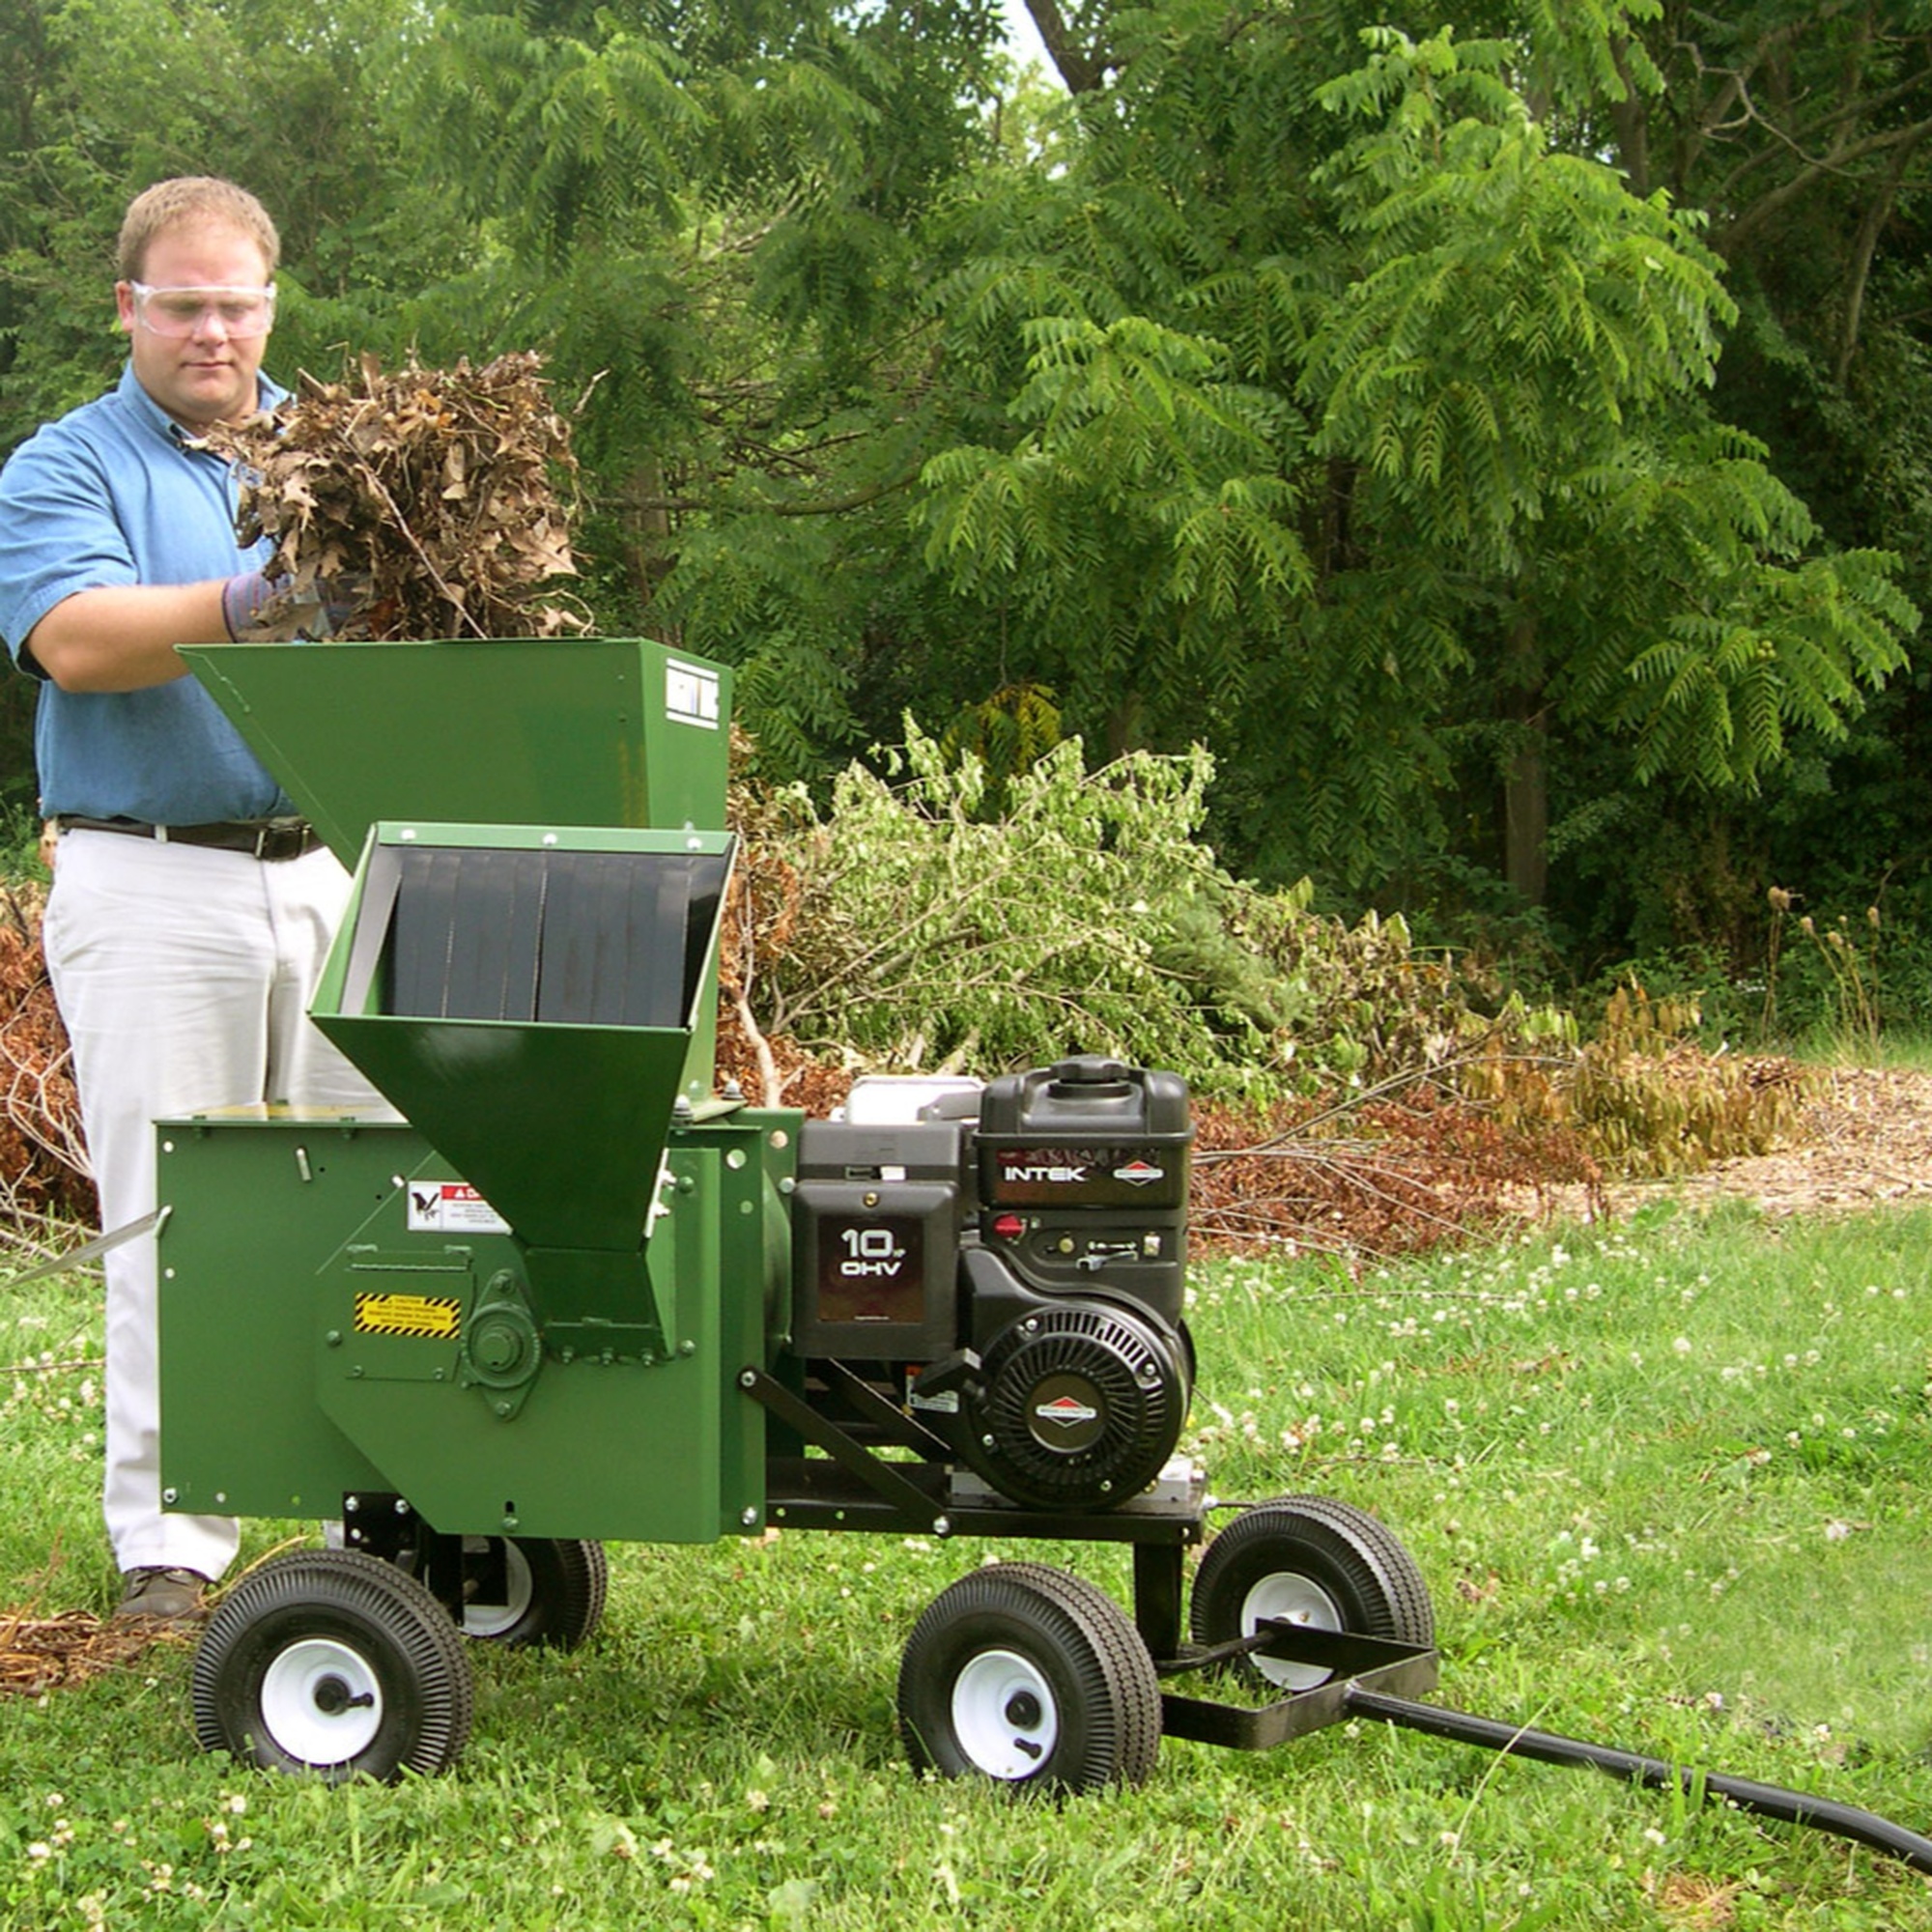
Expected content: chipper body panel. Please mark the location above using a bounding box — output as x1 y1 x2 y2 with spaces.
156 637 781 1545
156 1106 788 1543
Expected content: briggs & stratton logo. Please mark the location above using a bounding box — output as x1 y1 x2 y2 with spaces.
1036 1394 1099 1428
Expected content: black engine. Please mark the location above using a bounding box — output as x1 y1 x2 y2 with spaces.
787 1056 1195 1513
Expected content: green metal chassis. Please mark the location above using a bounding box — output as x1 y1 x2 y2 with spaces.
154 1097 1448 1733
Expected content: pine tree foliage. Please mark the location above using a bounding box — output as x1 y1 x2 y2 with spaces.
914 14 1914 895
385 0 1008 775
1281 27 1916 826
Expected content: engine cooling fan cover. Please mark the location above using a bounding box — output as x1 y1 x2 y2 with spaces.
962 1301 1187 1511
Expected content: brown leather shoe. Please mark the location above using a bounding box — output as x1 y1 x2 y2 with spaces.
113 1566 210 1627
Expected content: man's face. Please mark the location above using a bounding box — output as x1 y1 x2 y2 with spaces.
115 219 273 429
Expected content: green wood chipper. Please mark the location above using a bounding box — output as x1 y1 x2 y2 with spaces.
148 639 1932 1873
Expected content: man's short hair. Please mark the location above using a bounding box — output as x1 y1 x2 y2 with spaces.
116 177 281 282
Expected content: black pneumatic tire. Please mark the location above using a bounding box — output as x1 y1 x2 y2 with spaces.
898 1562 1162 1793
1189 1494 1435 1691
191 1549 474 1782
456 1536 608 1649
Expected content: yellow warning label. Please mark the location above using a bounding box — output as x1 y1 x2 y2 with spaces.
354 1292 462 1341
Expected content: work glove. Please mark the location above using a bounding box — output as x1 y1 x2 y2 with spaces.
221 567 371 641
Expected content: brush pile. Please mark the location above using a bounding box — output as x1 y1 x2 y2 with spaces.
210 351 589 641
0 887 92 1225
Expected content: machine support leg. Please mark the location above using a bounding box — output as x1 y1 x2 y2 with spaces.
1131 1542 1185 1662
1345 1690 1932 1875
812 1359 952 1459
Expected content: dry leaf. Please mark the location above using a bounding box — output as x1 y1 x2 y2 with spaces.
207 351 592 641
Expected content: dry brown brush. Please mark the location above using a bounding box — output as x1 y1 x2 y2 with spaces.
0 887 92 1228
208 351 588 641
1191 1079 1606 1262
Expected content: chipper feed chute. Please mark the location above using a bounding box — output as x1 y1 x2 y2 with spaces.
175 634 735 1107
177 637 729 868
308 821 731 1260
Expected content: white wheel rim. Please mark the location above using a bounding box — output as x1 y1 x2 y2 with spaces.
952 1648 1060 1778
460 1538 533 1638
259 1637 384 1764
1242 1572 1344 1690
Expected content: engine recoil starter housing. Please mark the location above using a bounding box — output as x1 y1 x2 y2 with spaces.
958 1299 1188 1511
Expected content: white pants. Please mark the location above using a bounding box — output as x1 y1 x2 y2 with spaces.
43 829 381 1579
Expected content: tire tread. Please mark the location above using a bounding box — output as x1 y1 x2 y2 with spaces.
191 1548 474 1780
1189 1493 1435 1686
898 1560 1162 1790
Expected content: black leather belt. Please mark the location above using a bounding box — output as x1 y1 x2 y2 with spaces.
55 815 324 862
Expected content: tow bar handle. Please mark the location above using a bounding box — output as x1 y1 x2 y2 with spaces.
1345 1689 1932 1876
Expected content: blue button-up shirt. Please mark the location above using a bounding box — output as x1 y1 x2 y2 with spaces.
0 361 297 823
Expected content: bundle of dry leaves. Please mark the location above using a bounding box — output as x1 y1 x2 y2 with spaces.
208 351 588 642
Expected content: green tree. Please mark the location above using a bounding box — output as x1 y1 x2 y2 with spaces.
1577 3 1932 959
396 0 1009 772
1292 29 1914 901
913 14 1916 918
7 0 1927 983
0 0 473 443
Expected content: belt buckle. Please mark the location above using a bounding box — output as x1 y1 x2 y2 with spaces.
255 822 306 862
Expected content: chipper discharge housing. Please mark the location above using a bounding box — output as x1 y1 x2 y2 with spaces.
149 639 1932 1876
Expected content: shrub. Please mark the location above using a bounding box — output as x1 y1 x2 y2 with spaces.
727 724 1577 1101
724 730 1816 1197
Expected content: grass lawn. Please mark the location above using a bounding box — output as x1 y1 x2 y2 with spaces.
0 1198 1929 1928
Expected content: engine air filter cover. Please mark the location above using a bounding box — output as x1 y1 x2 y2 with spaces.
975 1057 1191 1323
961 1301 1187 1512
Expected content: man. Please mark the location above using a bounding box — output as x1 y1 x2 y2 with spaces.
0 177 378 1626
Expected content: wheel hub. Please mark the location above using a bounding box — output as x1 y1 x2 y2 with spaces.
1243 1572 1343 1690
260 1637 385 1765
459 1536 534 1639
310 1672 375 1716
952 1648 1059 1778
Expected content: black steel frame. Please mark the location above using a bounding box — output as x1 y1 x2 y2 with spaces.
742 1366 1932 1877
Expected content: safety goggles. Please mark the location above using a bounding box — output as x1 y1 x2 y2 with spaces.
129 282 277 339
